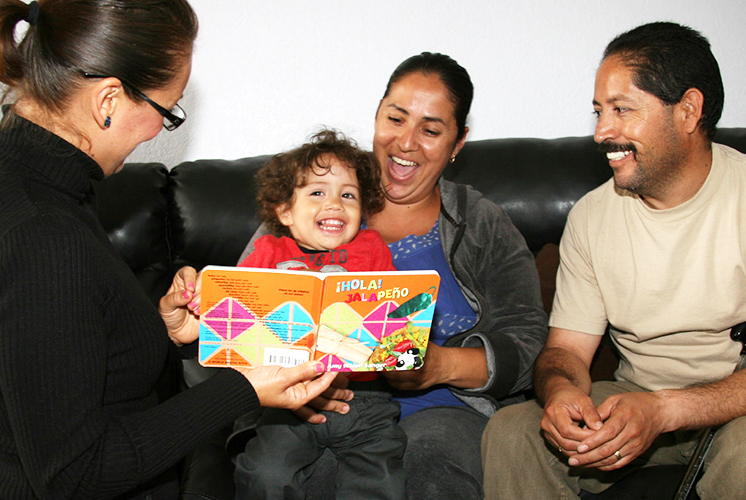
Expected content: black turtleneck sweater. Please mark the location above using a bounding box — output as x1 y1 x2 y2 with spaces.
0 114 260 499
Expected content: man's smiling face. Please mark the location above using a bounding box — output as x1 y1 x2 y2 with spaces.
593 55 688 200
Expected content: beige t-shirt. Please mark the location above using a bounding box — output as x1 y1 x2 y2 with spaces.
550 144 746 391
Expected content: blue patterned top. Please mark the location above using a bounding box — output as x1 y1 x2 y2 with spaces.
386 222 477 418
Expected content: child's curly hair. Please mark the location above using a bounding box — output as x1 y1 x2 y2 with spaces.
256 128 385 237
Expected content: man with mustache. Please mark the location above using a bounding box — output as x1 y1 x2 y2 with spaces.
481 22 746 500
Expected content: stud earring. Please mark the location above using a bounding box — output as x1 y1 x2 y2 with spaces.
104 116 111 128
449 156 456 164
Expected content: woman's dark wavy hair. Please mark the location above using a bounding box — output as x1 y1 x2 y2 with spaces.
603 22 723 141
383 52 473 142
0 0 197 122
256 128 385 238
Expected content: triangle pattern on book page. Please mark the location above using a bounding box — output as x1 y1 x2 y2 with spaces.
202 298 256 340
362 301 409 339
264 302 315 343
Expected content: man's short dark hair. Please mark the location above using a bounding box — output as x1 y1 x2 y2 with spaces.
604 22 724 141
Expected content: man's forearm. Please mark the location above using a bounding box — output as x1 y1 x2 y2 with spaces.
534 345 594 405
656 368 746 431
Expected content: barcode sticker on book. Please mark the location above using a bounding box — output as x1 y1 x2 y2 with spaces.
264 348 310 368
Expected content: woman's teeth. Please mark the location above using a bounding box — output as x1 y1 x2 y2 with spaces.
391 156 417 167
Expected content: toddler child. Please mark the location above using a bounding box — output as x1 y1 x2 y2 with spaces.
233 129 406 500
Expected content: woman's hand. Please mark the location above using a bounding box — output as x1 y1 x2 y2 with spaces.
158 266 202 346
292 372 354 424
234 362 338 410
381 343 488 390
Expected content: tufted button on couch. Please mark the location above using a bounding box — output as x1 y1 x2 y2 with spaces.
93 129 746 500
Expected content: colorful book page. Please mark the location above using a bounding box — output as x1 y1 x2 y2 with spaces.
198 267 440 371
199 268 322 368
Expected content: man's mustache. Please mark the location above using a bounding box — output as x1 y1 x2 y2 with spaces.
598 142 637 154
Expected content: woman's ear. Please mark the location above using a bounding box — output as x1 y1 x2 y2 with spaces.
451 126 469 159
90 77 125 130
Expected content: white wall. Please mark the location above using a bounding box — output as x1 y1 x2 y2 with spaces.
129 0 746 166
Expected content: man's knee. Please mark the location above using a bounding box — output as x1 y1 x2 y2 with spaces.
698 415 746 499
482 400 543 461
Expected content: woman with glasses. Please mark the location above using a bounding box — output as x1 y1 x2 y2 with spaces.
0 1 336 499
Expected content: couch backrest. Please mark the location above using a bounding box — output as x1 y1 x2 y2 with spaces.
444 135 611 253
94 129 746 305
168 156 272 271
445 129 746 252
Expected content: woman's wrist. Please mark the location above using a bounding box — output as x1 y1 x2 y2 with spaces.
439 345 488 389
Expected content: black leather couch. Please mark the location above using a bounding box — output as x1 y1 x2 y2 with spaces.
93 129 746 500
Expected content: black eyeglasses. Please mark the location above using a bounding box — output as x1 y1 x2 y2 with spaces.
81 72 187 131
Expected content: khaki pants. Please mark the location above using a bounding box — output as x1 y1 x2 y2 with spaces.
481 381 746 500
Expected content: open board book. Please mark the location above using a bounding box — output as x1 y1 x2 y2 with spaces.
198 266 440 371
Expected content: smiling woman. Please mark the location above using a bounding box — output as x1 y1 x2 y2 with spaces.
364 52 548 500
372 71 467 213
2 0 196 175
232 52 550 500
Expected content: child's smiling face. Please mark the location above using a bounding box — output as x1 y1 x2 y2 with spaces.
277 155 362 251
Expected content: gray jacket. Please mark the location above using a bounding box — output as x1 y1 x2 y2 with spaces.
437 178 547 415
